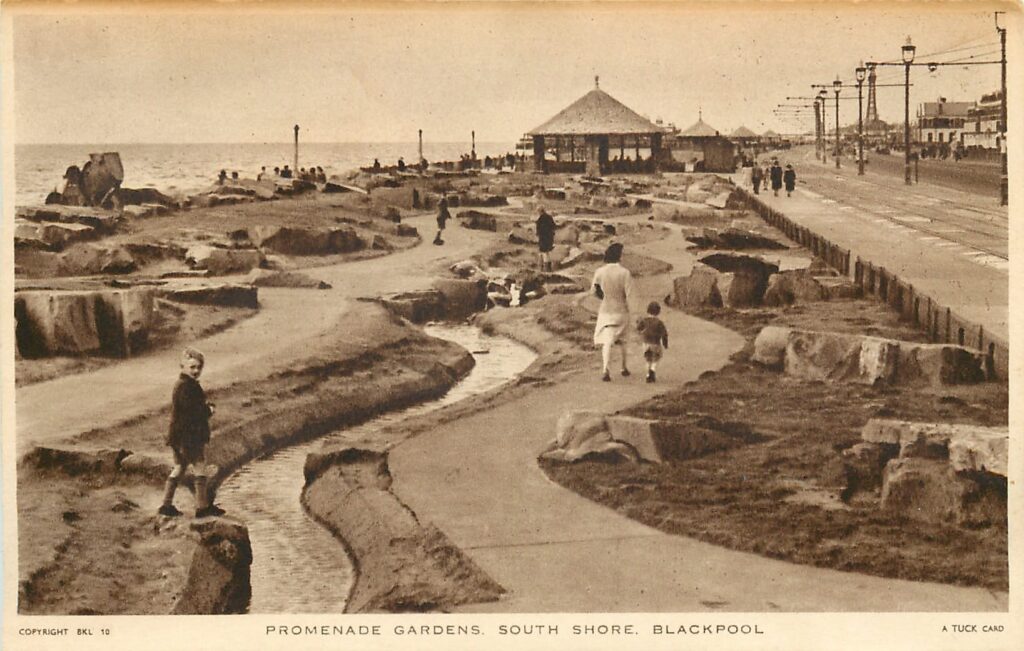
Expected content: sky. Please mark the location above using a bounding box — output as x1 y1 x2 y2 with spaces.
7 3 1013 144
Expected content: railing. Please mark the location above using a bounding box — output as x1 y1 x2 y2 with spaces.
736 186 1008 380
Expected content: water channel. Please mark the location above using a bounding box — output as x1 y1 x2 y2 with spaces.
216 324 537 613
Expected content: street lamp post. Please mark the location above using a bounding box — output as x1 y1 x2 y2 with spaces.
996 12 1008 206
814 99 823 161
833 78 842 169
902 36 916 185
819 89 829 165
856 64 866 175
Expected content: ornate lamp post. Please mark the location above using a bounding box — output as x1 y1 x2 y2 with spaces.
833 77 842 169
856 64 866 175
902 36 916 185
814 98 823 161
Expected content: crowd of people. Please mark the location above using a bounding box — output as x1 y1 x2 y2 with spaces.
750 158 796 197
217 165 329 184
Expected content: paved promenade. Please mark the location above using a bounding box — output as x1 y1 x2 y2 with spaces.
390 231 1007 612
734 157 1008 343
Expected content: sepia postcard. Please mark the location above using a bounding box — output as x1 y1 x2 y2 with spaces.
1 1 1021 649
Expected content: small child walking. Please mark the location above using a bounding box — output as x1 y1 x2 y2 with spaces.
159 347 226 518
636 301 669 383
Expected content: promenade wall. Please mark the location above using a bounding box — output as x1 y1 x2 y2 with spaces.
736 187 1008 381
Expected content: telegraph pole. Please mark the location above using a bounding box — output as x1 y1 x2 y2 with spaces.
293 124 300 172
997 12 1008 206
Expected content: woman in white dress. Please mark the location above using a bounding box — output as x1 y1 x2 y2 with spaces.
591 243 635 381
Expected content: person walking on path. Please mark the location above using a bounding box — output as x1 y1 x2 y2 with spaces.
751 162 763 195
536 207 556 271
636 301 669 383
591 243 634 382
783 164 797 197
434 196 450 245
769 160 783 197
159 347 225 519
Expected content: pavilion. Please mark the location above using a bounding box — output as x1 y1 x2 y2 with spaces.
527 78 667 175
730 125 759 145
671 111 736 172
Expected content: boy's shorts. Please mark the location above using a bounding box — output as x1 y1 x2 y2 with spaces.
643 343 663 363
172 447 214 478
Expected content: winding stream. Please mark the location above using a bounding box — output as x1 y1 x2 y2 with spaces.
216 324 537 613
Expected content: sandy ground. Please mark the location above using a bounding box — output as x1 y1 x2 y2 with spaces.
15 169 1007 614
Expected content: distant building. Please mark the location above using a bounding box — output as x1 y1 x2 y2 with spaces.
666 112 737 172
526 77 668 175
915 97 972 146
961 90 1003 152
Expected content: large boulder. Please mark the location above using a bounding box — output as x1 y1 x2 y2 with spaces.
250 226 364 256
751 325 791 368
762 271 827 306
172 518 252 614
156 283 259 309
185 245 264 275
36 222 97 250
431 279 488 319
895 344 986 386
508 226 538 245
57 244 136 275
378 290 446 323
396 223 419 238
862 419 1007 476
880 457 1005 526
672 267 723 308
554 224 580 246
458 210 498 232
17 205 119 231
245 269 331 289
540 411 635 463
116 186 178 207
15 288 155 357
784 330 899 385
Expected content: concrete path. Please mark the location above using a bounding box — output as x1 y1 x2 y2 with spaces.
733 156 1007 343
16 212 497 453
389 222 1007 612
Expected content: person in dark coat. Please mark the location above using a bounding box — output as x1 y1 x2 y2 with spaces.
535 208 556 271
783 164 797 197
751 163 763 195
769 160 783 196
159 347 225 518
434 196 450 245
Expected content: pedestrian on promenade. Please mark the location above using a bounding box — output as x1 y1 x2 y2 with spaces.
769 160 783 197
398 157 406 172
751 163 763 195
783 164 796 197
217 169 227 184
434 196 450 245
281 165 292 179
636 301 669 383
591 243 634 382
536 207 556 271
159 348 225 519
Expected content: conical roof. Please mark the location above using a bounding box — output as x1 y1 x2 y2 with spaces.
528 85 664 136
762 129 780 137
679 117 719 137
730 126 758 138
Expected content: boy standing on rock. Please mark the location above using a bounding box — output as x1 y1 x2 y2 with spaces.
159 347 225 519
636 301 669 383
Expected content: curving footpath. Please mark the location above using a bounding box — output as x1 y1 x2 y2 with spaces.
388 225 1008 612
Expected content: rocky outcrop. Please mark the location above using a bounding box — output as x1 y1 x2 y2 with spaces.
57 243 137 275
685 227 788 251
880 458 1006 526
396 224 418 238
752 326 987 386
250 226 365 256
303 448 504 613
458 210 498 232
378 290 446 323
245 269 331 289
185 245 264 275
541 410 750 464
862 419 1007 476
172 518 252 615
116 187 178 208
762 271 827 306
15 288 154 357
17 205 120 231
430 279 488 320
156 283 259 308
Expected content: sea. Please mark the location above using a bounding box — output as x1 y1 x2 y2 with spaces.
12 141 516 206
